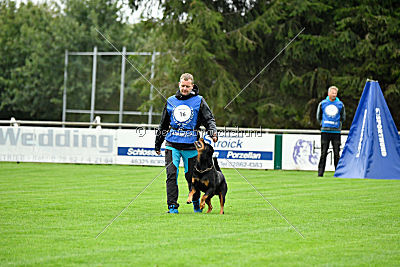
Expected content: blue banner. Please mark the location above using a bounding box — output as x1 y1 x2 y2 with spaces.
334 81 400 179
118 147 272 161
118 147 164 157
214 150 272 160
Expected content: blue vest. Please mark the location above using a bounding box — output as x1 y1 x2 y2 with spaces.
321 97 343 129
165 95 202 144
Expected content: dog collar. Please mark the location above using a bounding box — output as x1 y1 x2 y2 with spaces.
194 165 214 173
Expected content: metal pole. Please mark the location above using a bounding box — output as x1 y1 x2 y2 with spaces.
119 46 126 127
62 50 68 127
90 46 98 123
148 50 156 124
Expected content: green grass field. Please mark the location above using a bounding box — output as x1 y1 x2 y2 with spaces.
1 162 399 266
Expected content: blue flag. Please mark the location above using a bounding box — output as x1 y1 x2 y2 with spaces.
334 80 400 179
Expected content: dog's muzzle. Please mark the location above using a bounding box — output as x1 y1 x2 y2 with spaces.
194 137 206 152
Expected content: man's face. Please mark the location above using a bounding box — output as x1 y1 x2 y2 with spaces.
179 79 193 96
328 89 337 101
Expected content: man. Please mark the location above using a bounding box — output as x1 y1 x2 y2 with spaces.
155 73 218 214
316 86 346 177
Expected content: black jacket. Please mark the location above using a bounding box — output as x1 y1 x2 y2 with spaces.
155 85 217 151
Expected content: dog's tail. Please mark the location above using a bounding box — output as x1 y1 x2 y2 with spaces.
213 157 221 172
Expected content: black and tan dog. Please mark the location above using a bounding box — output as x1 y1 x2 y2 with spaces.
187 138 228 214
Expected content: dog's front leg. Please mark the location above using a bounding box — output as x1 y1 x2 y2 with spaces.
187 187 196 204
205 198 213 213
200 187 214 210
187 178 197 204
200 194 207 210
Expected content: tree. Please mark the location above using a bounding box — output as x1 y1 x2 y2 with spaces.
130 0 400 128
0 0 149 122
0 1 66 120
1 0 399 128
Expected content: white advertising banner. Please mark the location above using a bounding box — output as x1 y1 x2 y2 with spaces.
205 133 275 169
0 126 116 164
282 134 347 171
116 129 275 169
0 127 274 169
116 129 166 166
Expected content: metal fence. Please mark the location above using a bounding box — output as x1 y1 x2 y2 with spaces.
63 47 161 125
0 118 351 134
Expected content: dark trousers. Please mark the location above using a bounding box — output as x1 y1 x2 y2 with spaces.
165 149 200 207
318 132 341 176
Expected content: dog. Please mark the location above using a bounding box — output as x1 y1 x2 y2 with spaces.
186 138 228 214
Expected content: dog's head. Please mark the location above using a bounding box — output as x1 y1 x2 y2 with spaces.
194 138 214 162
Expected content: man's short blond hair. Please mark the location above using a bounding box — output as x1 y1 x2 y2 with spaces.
328 86 338 93
180 73 194 83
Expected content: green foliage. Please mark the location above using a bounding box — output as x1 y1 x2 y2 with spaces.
0 0 149 122
0 1 64 119
1 0 399 128
131 0 400 128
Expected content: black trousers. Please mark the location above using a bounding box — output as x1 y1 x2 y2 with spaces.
318 132 341 176
165 149 200 207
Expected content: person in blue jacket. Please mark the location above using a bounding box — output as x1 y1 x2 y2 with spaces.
155 73 218 213
316 86 346 177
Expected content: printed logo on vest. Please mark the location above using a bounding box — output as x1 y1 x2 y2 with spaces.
325 104 339 117
173 105 193 123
